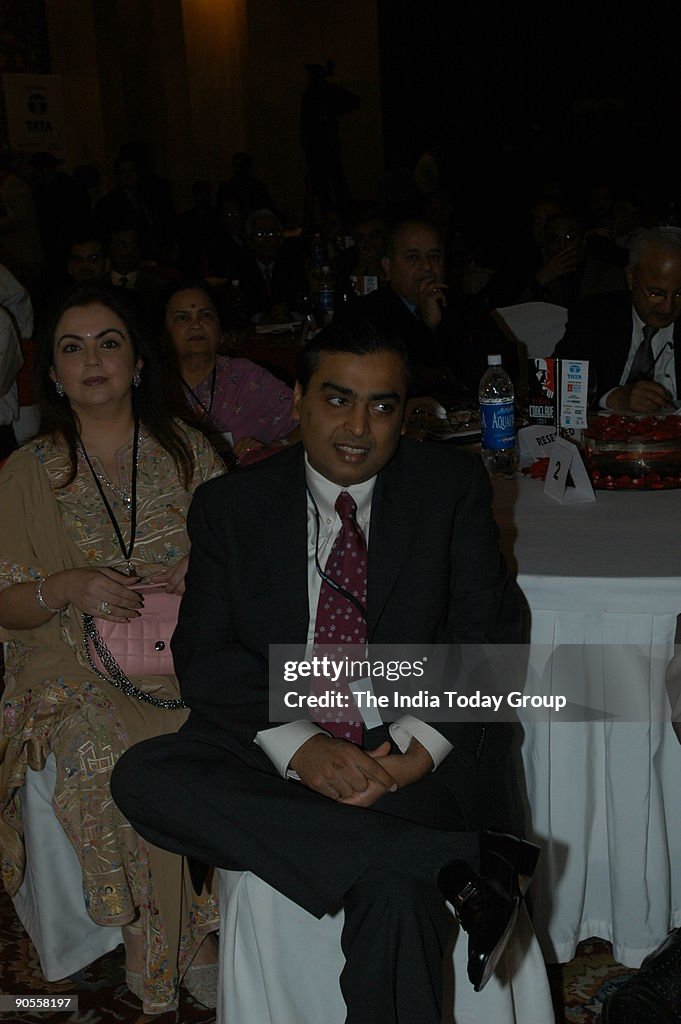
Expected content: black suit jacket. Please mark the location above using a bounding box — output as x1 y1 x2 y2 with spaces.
172 441 522 829
337 285 519 395
554 289 681 398
237 247 309 317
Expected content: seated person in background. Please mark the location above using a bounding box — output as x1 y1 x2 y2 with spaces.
174 180 217 276
161 279 299 461
202 195 248 282
95 152 171 263
40 231 108 317
0 286 223 1014
338 217 517 395
29 151 91 282
66 231 107 286
0 306 23 458
217 152 275 217
239 209 309 323
554 226 681 413
111 321 537 1024
478 195 561 309
481 203 626 311
524 210 626 308
106 225 170 328
0 261 34 340
335 208 388 297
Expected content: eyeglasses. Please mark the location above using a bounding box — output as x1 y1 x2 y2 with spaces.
633 279 681 303
253 230 281 240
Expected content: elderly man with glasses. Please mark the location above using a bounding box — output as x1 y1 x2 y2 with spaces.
554 226 681 412
239 208 309 323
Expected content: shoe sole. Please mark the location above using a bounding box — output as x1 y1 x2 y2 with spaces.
475 901 519 992
445 898 520 992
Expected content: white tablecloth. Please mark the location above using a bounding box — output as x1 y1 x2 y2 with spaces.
493 479 681 966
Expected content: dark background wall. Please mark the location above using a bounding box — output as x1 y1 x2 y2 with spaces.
3 2 680 220
378 3 681 211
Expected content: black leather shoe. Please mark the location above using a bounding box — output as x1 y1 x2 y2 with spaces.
438 861 519 991
480 830 540 899
438 831 540 992
186 856 210 895
601 928 681 1023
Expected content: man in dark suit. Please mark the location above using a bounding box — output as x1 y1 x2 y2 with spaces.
338 217 518 395
111 323 535 1023
238 208 308 321
554 226 681 411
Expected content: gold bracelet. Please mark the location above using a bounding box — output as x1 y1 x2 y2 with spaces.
35 578 67 614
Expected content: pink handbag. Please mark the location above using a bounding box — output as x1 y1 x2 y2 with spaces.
83 584 186 709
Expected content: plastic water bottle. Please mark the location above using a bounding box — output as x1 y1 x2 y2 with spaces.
225 279 249 347
225 280 248 328
479 354 517 478
318 265 335 324
310 232 325 270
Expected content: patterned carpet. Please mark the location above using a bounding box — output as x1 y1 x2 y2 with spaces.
0 886 215 1024
548 940 634 1022
0 881 640 1024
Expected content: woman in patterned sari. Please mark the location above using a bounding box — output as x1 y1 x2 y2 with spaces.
0 285 224 1014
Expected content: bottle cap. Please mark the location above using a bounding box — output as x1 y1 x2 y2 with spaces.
487 354 502 366
231 279 240 286
321 265 330 272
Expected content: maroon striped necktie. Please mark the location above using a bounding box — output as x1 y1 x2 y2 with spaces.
312 491 367 744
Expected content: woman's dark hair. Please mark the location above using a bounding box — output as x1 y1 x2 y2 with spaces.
155 276 220 346
155 275 220 354
35 284 198 488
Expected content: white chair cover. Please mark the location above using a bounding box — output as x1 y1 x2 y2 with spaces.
13 402 40 444
493 302 568 359
11 754 122 980
217 868 553 1024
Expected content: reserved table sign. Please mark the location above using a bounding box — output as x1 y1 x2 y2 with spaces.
544 436 595 504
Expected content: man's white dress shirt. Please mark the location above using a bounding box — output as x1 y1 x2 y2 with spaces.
255 455 453 777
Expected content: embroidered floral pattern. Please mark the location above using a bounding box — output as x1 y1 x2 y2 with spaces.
191 354 297 443
0 428 224 1013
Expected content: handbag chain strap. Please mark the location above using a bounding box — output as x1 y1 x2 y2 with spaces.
82 614 187 710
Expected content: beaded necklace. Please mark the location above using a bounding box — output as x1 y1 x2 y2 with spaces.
180 364 217 420
78 419 140 575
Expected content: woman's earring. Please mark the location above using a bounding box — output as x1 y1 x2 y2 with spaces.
55 381 65 398
132 370 142 388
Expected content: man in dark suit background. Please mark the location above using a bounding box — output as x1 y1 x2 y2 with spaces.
338 217 518 395
237 208 309 322
111 322 535 1023
554 226 681 411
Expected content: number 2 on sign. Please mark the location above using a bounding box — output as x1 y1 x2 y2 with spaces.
544 437 595 504
544 440 573 500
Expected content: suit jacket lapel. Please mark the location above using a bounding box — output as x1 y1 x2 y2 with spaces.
262 448 310 643
367 447 420 639
673 321 681 398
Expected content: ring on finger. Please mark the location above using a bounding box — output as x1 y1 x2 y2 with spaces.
97 600 111 615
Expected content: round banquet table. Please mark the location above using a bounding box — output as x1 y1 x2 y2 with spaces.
493 477 681 967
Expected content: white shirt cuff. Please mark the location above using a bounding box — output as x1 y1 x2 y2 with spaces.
600 387 618 409
254 720 325 778
388 716 453 771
